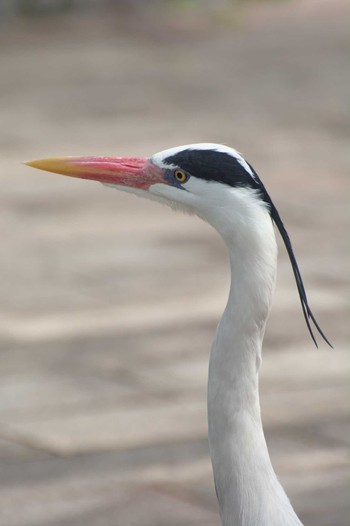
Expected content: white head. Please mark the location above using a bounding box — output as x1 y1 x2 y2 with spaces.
25 143 331 347
25 143 263 217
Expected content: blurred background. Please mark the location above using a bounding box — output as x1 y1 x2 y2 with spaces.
0 1 349 525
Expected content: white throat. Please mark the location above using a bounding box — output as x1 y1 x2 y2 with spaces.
205 190 303 526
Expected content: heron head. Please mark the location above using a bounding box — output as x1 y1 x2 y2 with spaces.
25 143 332 348
25 143 268 224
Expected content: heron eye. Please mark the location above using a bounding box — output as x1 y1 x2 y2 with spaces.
174 169 188 184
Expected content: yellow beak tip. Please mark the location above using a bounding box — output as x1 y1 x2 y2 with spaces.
24 158 54 169
23 157 77 176
23 160 38 168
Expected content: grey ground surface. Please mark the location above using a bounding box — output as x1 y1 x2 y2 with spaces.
1 1 349 525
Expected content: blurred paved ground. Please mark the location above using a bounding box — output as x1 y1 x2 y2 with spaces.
0 1 349 525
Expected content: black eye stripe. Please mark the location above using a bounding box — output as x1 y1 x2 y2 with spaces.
164 150 259 191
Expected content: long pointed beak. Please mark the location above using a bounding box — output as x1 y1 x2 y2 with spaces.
24 156 164 190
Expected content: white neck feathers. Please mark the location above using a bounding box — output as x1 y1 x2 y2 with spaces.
205 188 303 526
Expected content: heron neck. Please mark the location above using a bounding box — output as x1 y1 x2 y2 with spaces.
207 215 302 526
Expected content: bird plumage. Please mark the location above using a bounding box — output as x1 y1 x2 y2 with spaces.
152 143 331 348
26 143 331 526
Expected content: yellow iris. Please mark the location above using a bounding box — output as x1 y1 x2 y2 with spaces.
174 170 188 183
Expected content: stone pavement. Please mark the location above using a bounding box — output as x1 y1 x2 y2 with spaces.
0 1 349 525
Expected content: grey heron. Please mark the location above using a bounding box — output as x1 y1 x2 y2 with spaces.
26 143 331 526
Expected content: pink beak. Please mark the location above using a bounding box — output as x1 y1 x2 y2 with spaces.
25 156 164 191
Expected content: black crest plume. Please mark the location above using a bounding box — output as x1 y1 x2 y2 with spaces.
247 163 332 349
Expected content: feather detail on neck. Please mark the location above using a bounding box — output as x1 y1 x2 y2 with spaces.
206 188 303 526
